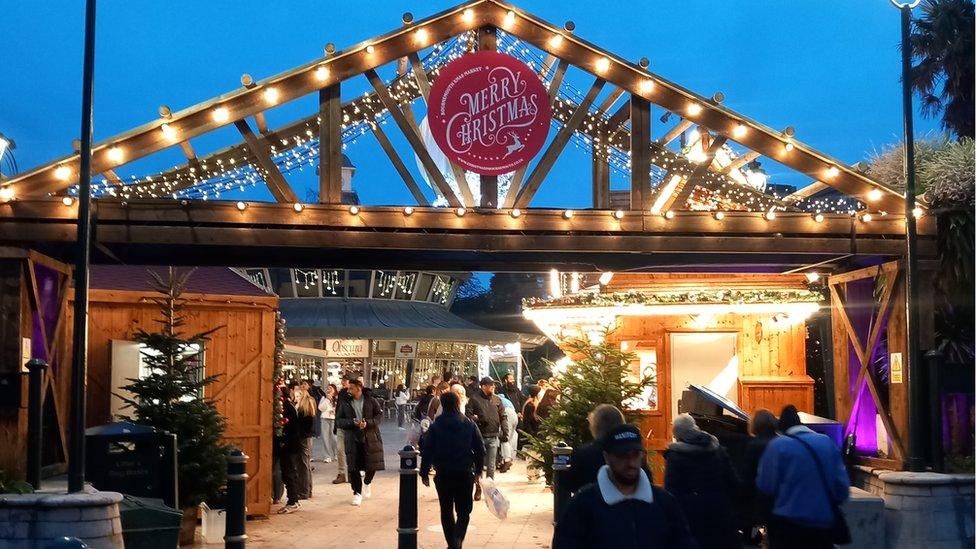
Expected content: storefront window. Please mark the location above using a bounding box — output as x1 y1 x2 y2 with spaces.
414 273 435 302
431 275 454 305
320 269 344 297
347 270 372 298
294 269 320 297
394 272 418 300
372 270 399 298
621 341 658 411
269 268 296 297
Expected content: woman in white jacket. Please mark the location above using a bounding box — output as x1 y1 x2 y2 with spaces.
318 384 338 463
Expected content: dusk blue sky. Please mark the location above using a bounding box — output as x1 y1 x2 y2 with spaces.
2 1 941 208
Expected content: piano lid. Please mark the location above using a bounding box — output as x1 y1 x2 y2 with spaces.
687 384 749 422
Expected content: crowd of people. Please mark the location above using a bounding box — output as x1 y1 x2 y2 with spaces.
553 404 850 549
273 372 850 549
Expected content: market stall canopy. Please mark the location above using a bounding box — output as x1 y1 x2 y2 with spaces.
280 298 518 344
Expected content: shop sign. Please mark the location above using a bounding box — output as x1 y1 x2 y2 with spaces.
325 339 369 358
395 341 417 359
427 50 551 175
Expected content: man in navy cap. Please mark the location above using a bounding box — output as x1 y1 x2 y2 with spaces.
553 424 695 549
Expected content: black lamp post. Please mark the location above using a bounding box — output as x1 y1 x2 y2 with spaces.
891 0 925 472
68 0 97 493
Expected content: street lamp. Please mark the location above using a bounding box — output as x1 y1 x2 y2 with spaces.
891 0 925 472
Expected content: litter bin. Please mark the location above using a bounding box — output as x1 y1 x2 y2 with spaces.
118 495 182 549
85 421 178 508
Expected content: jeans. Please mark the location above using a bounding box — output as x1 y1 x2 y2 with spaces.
349 468 376 495
767 516 834 549
320 418 337 460
434 472 474 549
483 436 500 479
280 448 301 505
500 412 518 461
272 454 284 503
397 404 406 428
297 437 313 499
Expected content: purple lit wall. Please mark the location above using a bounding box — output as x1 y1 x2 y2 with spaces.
843 278 881 454
29 263 63 367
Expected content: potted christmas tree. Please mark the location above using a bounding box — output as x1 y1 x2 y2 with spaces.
118 268 229 545
523 331 656 483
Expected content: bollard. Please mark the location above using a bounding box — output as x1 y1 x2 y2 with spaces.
397 445 419 549
225 450 248 549
552 441 572 525
27 358 48 490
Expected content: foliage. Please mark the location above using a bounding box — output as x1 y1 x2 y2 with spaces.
273 312 286 437
867 137 975 363
524 288 823 309
522 332 656 481
455 276 487 300
908 0 975 139
0 470 32 494
117 268 230 509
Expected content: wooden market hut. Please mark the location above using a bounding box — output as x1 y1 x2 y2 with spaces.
523 272 823 452
67 265 279 516
0 258 277 515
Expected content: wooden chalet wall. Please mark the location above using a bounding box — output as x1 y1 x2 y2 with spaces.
64 288 277 516
0 249 71 479
828 261 911 470
600 273 815 452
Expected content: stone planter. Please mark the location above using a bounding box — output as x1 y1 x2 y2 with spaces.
853 465 975 548
0 488 123 549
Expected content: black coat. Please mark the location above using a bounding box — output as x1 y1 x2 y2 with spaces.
465 389 509 440
419 412 485 478
740 434 776 523
521 400 540 437
277 398 302 453
664 440 741 549
553 483 696 549
502 382 524 412
335 392 386 472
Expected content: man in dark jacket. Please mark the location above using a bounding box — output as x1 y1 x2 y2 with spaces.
553 424 696 549
335 379 385 507
501 373 524 414
465 377 509 494
420 392 485 549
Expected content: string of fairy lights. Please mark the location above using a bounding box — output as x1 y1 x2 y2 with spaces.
65 21 871 216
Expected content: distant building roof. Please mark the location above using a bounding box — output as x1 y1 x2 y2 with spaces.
342 153 355 169
280 298 517 344
88 265 273 296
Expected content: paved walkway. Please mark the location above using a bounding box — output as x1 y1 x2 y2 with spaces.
197 422 555 548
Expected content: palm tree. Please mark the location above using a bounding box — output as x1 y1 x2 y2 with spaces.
908 0 975 139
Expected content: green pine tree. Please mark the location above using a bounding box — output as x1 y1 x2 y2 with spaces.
523 331 656 482
118 268 229 510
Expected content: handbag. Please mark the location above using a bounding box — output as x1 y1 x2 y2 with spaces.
788 433 852 545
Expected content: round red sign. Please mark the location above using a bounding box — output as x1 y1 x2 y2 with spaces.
428 51 551 176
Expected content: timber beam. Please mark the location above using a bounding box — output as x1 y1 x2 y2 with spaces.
233 120 299 203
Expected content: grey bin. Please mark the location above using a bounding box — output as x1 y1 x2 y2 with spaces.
118 495 182 549
85 421 179 509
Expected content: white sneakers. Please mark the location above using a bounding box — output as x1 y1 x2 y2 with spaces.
351 493 363 506
363 484 372 499
277 503 298 514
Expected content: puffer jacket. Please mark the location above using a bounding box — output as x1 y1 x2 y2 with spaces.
664 435 741 549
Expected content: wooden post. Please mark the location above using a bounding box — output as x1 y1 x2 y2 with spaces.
592 129 610 209
234 119 300 203
478 26 498 209
630 96 651 211
319 84 343 204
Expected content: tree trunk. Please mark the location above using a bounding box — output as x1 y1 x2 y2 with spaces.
179 506 198 546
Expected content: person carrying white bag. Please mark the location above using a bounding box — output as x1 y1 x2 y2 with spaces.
420 392 485 549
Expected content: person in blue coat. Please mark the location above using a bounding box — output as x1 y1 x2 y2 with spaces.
553 424 696 549
757 405 850 549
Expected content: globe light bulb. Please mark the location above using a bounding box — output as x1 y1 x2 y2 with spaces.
264 87 280 104
733 124 747 138
236 201 247 211
315 65 330 81
107 147 124 163
55 165 72 181
212 107 230 123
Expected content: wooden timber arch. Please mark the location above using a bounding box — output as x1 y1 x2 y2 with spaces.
0 0 934 271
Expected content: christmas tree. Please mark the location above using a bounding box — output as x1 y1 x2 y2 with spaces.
523 331 656 482
118 268 229 510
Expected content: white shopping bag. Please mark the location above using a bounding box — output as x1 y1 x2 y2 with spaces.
479 477 510 520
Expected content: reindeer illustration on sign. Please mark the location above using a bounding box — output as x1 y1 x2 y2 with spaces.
502 132 525 158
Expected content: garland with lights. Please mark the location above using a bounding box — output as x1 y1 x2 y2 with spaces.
273 312 286 437
523 288 824 309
